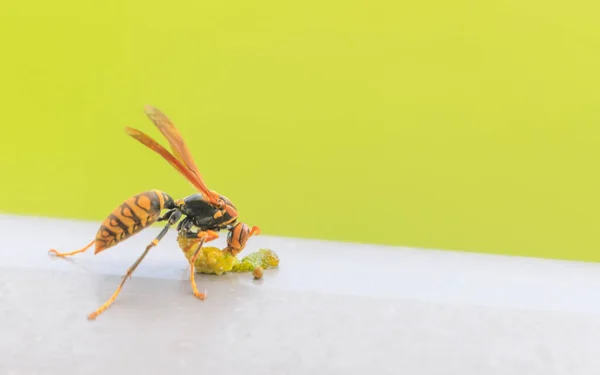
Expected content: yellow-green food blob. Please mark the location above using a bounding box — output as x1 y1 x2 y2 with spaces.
232 249 279 273
177 233 279 275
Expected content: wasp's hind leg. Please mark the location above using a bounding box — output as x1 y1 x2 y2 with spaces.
157 208 177 223
49 209 178 258
87 210 182 320
48 239 95 258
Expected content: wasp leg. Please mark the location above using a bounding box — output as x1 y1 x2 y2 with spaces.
48 239 95 257
178 216 194 234
157 208 176 222
87 212 181 320
187 230 220 300
183 229 219 241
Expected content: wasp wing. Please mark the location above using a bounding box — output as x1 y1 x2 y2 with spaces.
125 127 216 201
142 105 220 205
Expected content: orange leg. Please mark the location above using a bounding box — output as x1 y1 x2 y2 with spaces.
202 230 219 243
48 239 95 257
184 229 219 242
187 230 218 300
88 224 172 320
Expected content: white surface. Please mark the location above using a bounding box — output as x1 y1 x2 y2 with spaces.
1 213 600 374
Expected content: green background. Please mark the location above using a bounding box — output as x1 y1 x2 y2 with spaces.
1 0 600 262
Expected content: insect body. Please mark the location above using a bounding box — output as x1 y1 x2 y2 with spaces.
95 190 175 253
174 193 236 233
48 105 260 320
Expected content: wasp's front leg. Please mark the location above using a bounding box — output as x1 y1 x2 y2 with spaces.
184 229 219 242
187 229 221 300
179 227 220 254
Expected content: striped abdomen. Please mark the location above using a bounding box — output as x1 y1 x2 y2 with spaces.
94 190 174 254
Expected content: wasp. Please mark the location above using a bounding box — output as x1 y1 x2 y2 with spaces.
48 105 260 320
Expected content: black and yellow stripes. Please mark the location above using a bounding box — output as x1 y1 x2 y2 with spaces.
94 190 174 253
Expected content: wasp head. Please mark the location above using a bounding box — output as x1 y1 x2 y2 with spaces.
225 222 260 256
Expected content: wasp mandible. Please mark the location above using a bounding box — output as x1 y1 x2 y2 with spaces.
48 105 260 320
